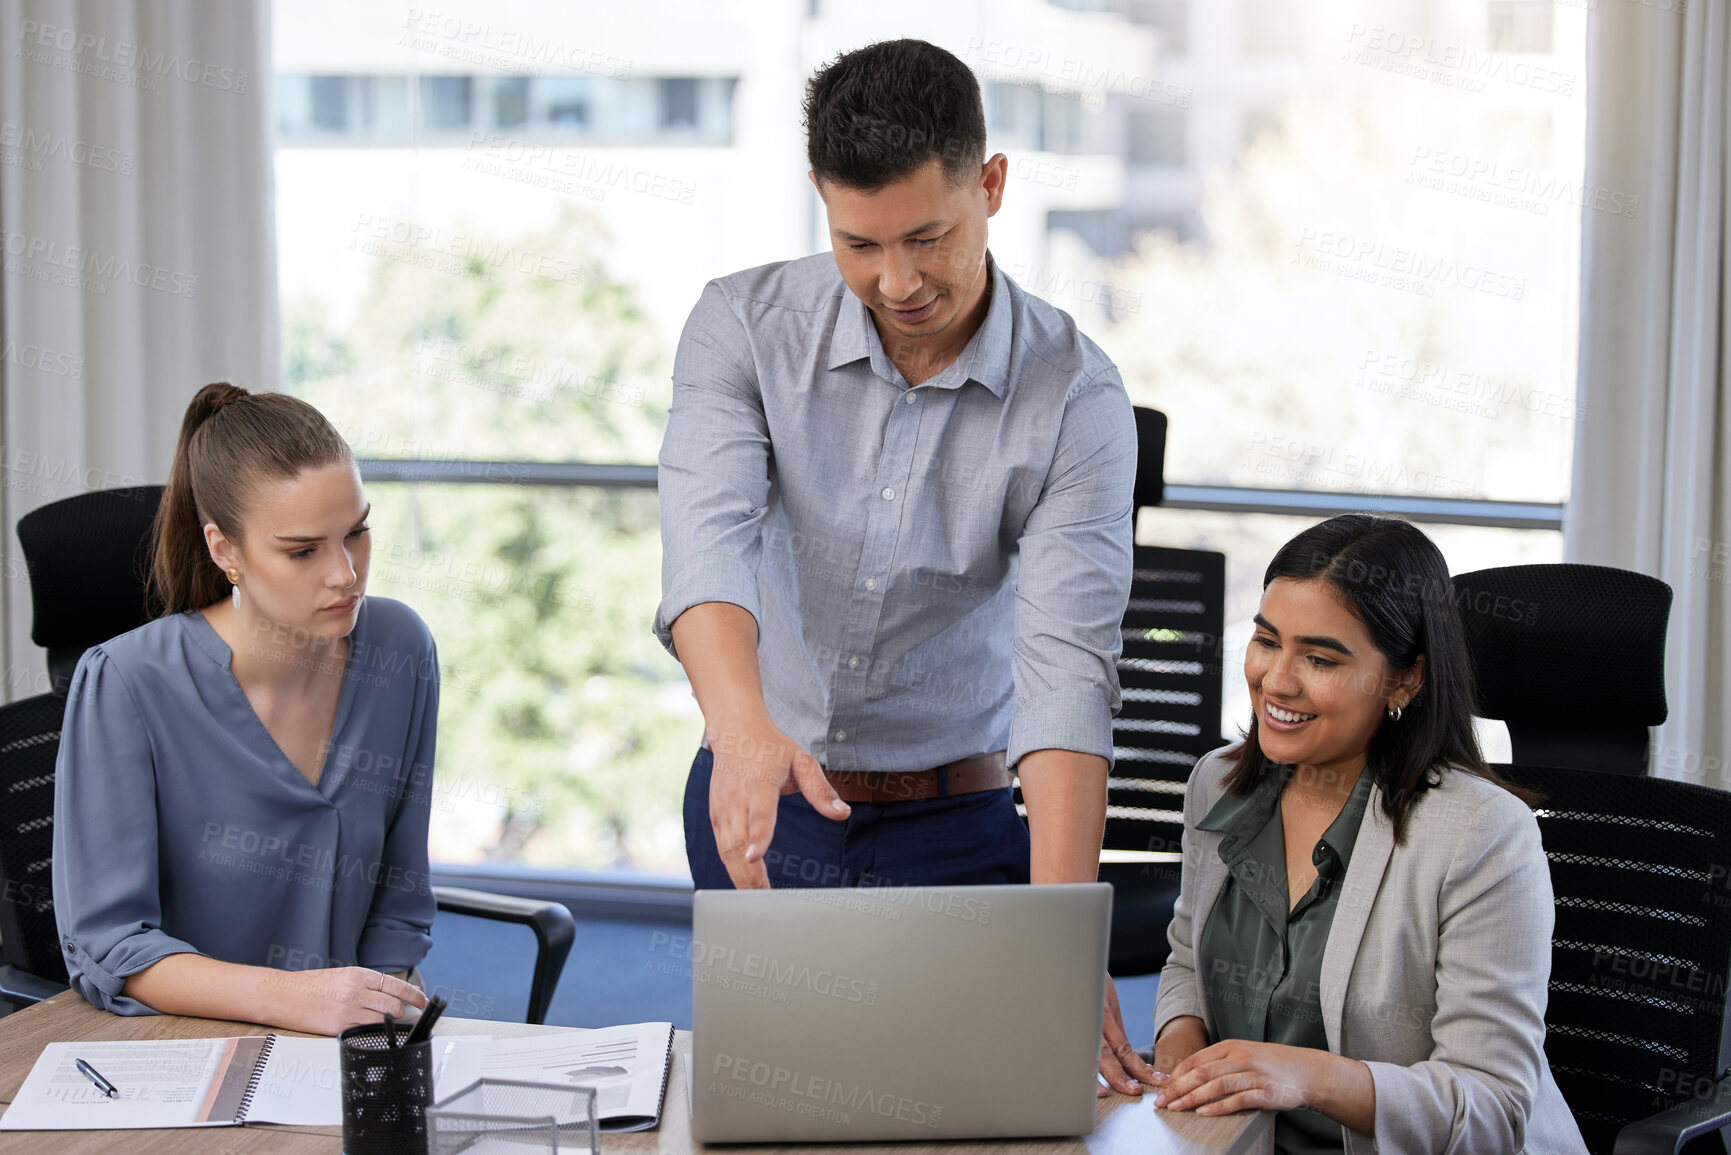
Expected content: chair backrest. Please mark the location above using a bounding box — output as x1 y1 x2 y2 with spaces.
3 486 163 987
1453 564 1671 774
1104 544 1228 854
1133 406 1166 512
1503 763 1731 1154
16 486 165 691
0 692 71 985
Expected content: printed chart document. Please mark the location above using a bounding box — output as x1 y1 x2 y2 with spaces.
0 1034 487 1131
479 1021 675 1132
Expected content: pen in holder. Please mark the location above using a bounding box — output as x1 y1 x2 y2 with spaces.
340 1021 435 1155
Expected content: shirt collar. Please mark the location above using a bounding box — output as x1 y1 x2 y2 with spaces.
826 254 1011 398
1198 760 1288 858
1198 760 1374 877
1314 765 1374 877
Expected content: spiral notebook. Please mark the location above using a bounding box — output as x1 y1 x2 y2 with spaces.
477 1021 675 1132
0 1034 484 1131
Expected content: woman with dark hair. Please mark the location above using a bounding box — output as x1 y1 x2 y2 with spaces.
1148 514 1586 1153
52 383 435 1034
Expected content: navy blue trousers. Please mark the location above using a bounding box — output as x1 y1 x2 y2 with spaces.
682 746 1031 890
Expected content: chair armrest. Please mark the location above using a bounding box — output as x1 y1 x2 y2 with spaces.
432 886 576 1025
1614 1075 1731 1155
0 964 69 1010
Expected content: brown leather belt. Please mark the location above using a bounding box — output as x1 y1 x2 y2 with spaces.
824 752 1011 804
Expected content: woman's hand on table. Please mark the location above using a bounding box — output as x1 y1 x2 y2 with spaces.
1145 1015 1208 1096
266 966 430 1035
1152 1038 1370 1122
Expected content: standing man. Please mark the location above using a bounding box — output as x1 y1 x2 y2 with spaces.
654 39 1151 1095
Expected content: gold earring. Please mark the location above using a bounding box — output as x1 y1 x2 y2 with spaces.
226 567 240 585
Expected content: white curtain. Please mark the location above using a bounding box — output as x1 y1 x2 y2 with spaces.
0 0 277 696
1567 2 1731 786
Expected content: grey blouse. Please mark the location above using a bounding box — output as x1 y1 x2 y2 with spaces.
1197 764 1373 1155
51 596 438 1015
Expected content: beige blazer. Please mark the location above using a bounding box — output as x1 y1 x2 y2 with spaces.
1154 746 1588 1154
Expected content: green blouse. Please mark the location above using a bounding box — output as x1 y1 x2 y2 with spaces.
1196 764 1374 1155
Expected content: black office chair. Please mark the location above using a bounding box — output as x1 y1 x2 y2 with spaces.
1103 408 1229 976
1507 766 1731 1155
0 487 163 1007
1454 564 1671 775
0 488 576 1024
0 693 74 1008
1455 564 1731 1153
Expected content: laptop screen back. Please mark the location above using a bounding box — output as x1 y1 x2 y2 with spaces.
690 882 1112 1142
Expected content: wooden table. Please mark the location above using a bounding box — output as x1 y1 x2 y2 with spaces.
0 996 1270 1154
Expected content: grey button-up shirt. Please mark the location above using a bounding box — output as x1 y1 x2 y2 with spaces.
654 252 1136 772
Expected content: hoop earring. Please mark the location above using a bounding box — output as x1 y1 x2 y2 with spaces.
1385 704 1404 722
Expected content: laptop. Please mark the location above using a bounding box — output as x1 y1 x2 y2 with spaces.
689 882 1112 1143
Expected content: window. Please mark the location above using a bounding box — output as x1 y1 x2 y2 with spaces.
985 84 1099 155
542 77 591 130
1049 209 1129 260
987 82 1041 147
1125 0 1188 57
310 76 348 131
660 78 699 130
1128 107 1187 167
275 75 736 145
418 77 473 133
274 0 1585 876
493 77 529 129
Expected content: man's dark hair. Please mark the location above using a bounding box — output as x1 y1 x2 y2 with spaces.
804 39 987 190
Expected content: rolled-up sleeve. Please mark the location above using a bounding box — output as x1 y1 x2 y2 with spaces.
1349 793 1554 1155
356 634 438 971
1005 371 1136 769
653 279 773 659
52 648 202 1015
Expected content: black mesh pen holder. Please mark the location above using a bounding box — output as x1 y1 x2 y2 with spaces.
339 1023 434 1155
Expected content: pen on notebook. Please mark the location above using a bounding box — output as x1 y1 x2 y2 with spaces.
75 1058 119 1099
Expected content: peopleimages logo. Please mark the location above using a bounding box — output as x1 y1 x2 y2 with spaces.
0 122 132 174
654 932 880 1006
710 1054 943 1129
16 20 250 92
0 227 199 298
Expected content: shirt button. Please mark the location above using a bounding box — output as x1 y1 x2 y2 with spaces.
847 656 861 669
864 578 878 591
904 392 918 404
880 487 895 500
833 730 847 742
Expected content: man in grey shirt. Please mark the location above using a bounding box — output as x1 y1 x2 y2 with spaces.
654 38 1151 1094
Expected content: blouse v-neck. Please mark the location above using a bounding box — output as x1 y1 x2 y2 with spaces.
185 603 364 794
